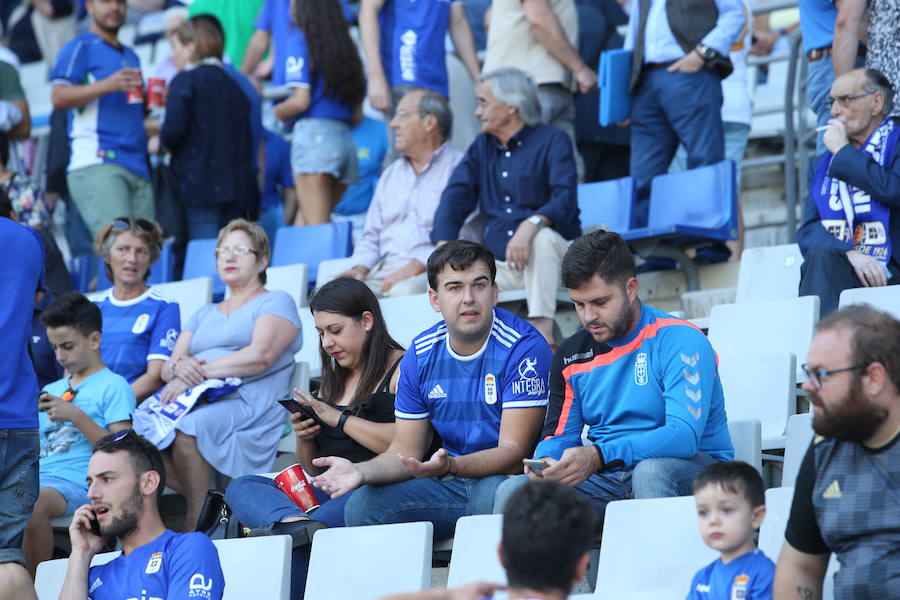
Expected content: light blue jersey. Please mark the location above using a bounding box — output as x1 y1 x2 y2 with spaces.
95 287 180 385
88 530 224 600
40 368 135 486
395 307 551 457
687 548 775 600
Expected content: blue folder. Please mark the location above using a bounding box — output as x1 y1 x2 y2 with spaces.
598 48 633 126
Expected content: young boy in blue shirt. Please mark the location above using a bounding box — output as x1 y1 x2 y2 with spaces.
23 292 135 577
687 461 775 600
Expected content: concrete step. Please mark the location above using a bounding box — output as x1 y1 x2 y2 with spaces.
681 286 737 320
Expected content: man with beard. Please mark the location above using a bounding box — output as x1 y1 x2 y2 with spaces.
59 430 224 600
493 229 733 526
774 305 900 600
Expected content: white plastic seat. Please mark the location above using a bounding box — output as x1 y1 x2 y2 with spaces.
758 486 793 560
727 419 762 473
446 514 505 589
266 263 310 308
36 535 291 600
708 296 819 382
719 353 796 450
380 292 441 348
304 522 432 600
314 256 354 289
838 284 900 319
152 276 213 329
294 310 321 379
736 244 803 303
594 496 718 600
782 413 814 488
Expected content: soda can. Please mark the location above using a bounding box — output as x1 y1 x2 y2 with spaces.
274 464 319 513
147 78 166 109
126 81 144 104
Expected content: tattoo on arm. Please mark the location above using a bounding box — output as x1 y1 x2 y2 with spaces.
796 586 813 600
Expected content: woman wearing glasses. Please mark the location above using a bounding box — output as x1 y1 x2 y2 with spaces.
93 217 180 403
152 219 301 531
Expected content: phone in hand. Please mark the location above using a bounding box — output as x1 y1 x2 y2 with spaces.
523 458 549 475
89 512 102 537
38 391 49 411
277 395 326 428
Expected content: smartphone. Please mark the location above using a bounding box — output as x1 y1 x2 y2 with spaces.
37 391 49 410
523 458 549 475
277 395 326 428
89 514 102 537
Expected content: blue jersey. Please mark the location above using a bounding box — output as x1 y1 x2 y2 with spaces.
797 0 836 52
395 307 551 457
283 27 353 122
537 302 733 468
95 287 180 385
51 32 149 179
687 548 775 600
379 0 458 97
0 219 43 429
88 530 224 600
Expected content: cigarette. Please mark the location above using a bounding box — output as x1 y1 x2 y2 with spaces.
816 125 831 132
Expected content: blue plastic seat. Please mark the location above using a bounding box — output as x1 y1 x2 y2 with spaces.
183 238 224 298
272 222 353 284
95 241 175 290
577 176 636 234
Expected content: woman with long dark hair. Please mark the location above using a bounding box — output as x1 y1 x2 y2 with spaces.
273 0 366 226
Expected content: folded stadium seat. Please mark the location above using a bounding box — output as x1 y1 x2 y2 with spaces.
35 535 292 600
95 240 175 290
707 295 820 383
315 257 354 288
183 238 224 298
577 176 636 235
838 283 900 320
727 419 763 473
152 276 213 329
446 514 505 589
719 354 796 451
304 522 432 600
379 292 442 349
594 496 718 600
272 222 354 287
225 263 310 310
782 413 814 488
735 244 803 303
294 310 321 379
622 160 738 291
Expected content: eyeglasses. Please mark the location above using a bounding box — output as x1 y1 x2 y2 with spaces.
801 363 869 390
111 217 156 233
827 91 876 108
214 245 258 258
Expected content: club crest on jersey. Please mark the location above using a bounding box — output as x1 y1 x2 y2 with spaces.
484 373 497 405
731 574 749 600
132 313 150 334
145 552 163 574
634 351 648 386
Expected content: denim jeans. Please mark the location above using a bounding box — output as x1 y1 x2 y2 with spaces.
493 453 718 530
0 429 39 566
344 475 508 541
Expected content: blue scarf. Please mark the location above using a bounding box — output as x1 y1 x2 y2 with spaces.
812 117 899 268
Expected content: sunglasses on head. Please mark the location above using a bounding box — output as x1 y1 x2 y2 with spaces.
109 429 159 469
111 217 156 233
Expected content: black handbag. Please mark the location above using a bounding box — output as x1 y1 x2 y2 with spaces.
195 489 243 540
152 155 184 239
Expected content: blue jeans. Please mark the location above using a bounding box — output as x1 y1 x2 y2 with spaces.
344 476 508 541
225 475 353 600
0 429 39 566
493 453 718 530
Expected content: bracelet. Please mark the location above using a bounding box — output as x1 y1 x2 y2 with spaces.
336 410 350 432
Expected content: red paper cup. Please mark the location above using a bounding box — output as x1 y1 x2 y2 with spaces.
147 78 166 108
126 82 144 104
274 464 319 513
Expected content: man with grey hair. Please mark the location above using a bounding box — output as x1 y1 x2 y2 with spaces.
339 89 467 296
432 67 581 345
797 67 900 315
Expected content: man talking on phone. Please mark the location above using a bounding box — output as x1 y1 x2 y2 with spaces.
59 430 224 600
494 230 733 526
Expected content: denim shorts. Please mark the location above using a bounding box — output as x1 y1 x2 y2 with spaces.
40 474 90 516
291 117 359 185
0 428 39 566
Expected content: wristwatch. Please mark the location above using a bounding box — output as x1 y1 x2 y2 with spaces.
695 44 717 62
527 215 543 227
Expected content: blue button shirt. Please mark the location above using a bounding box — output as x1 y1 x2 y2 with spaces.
797 0 837 52
431 124 581 261
283 27 353 122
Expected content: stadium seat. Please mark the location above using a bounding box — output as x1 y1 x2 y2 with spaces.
294 309 321 379
183 238 224 298
782 413 814 488
736 244 803 303
36 535 292 600
707 296 820 382
446 514 505 589
719 353 796 450
304 522 432 600
595 496 718 600
21 61 52 133
95 241 175 289
838 284 900 319
224 262 310 308
577 176 636 234
727 419 762 473
315 257 354 288
153 276 213 328
272 222 354 285
380 292 441 349
757 486 793 560
622 161 738 291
